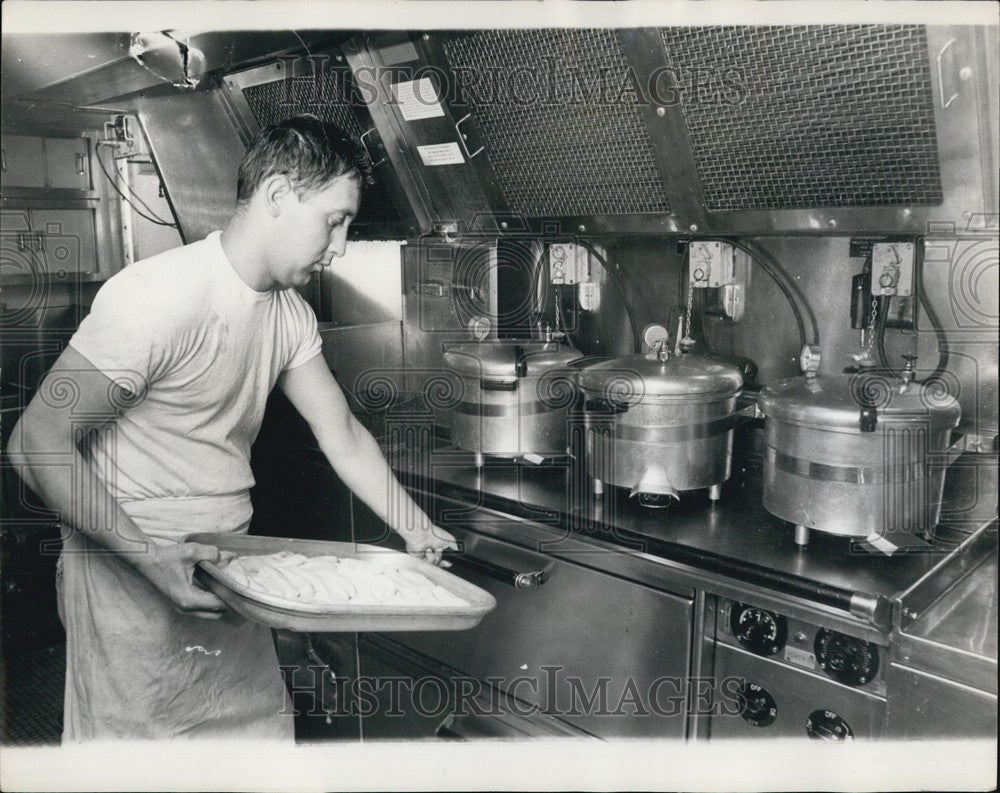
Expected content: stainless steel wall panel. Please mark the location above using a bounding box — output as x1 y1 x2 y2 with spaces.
127 89 245 242
319 321 404 397
318 241 404 325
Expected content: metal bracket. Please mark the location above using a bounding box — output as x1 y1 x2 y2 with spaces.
936 38 960 109
359 127 387 168
454 113 484 159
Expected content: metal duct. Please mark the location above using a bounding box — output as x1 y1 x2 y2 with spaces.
128 89 245 243
441 29 671 217
659 25 944 211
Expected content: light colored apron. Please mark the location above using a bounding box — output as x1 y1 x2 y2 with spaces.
56 495 294 742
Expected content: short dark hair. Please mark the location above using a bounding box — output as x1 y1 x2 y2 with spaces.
236 115 371 206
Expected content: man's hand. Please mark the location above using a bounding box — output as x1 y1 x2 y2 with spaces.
134 542 228 619
398 524 459 567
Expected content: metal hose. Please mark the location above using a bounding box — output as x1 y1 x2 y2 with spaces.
531 241 642 354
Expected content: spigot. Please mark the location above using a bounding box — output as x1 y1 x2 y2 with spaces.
899 354 918 393
657 339 671 362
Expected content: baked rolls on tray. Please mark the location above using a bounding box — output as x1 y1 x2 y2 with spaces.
218 550 469 608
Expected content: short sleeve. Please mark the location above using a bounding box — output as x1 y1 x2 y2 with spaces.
68 272 169 390
282 291 323 371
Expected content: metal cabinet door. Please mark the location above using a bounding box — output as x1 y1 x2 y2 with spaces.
1 136 46 188
884 663 998 739
28 208 98 274
43 137 91 190
388 528 694 738
0 210 35 279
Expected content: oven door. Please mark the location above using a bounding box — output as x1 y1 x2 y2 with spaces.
384 525 695 738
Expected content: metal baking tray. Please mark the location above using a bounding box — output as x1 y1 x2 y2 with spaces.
185 533 496 632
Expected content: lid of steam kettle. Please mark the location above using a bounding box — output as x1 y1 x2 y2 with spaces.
443 341 582 379
577 352 743 401
758 372 961 431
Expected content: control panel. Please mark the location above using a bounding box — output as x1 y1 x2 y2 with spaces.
870 241 914 297
547 242 588 286
711 598 886 740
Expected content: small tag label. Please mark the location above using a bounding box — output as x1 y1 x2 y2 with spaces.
863 533 899 556
393 78 445 121
784 646 816 669
417 143 465 166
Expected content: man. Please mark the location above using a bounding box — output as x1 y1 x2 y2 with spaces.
9 115 456 741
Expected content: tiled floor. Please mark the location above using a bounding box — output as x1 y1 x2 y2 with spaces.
0 643 65 746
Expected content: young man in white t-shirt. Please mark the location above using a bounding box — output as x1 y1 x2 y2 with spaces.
9 116 457 741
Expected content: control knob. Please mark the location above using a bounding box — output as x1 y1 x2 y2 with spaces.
806 709 853 741
814 628 880 686
730 603 787 656
737 682 777 727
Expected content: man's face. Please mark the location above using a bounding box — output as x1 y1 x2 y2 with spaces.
270 174 361 289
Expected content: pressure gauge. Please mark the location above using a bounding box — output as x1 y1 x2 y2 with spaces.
467 316 492 341
642 323 670 353
799 344 822 377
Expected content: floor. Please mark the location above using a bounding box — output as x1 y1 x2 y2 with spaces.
0 642 65 746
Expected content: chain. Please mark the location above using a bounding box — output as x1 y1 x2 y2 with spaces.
684 281 694 342
864 296 879 359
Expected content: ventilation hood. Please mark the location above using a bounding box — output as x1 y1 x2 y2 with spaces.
14 26 998 241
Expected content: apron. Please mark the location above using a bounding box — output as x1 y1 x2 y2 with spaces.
57 496 294 742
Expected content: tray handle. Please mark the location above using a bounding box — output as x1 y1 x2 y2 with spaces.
444 546 552 589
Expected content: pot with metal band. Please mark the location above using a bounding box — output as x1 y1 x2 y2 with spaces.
757 371 961 546
577 349 744 503
443 341 582 464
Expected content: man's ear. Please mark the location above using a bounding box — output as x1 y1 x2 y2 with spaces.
261 174 294 217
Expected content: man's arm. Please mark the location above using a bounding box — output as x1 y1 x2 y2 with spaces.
7 346 225 619
278 355 457 565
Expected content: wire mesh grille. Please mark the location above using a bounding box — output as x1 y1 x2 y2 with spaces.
241 68 401 224
659 25 943 210
442 29 671 217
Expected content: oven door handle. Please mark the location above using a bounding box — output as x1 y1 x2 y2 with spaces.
443 547 552 589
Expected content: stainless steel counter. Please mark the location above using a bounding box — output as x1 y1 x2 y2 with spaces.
909 555 998 660
389 442 997 634
892 554 998 695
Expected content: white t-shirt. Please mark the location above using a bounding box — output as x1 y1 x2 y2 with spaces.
69 230 321 539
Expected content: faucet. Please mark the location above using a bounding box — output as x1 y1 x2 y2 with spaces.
899 354 918 394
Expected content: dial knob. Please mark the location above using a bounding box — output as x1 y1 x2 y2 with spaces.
814 629 880 687
730 603 787 656
806 709 853 741
737 682 777 727
693 267 707 282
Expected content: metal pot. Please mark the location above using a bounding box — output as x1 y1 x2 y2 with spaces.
757 372 961 545
443 341 582 462
578 350 744 501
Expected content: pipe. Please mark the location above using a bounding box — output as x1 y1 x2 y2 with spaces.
914 237 951 384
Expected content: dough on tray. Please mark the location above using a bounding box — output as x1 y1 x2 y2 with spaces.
218 551 469 608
